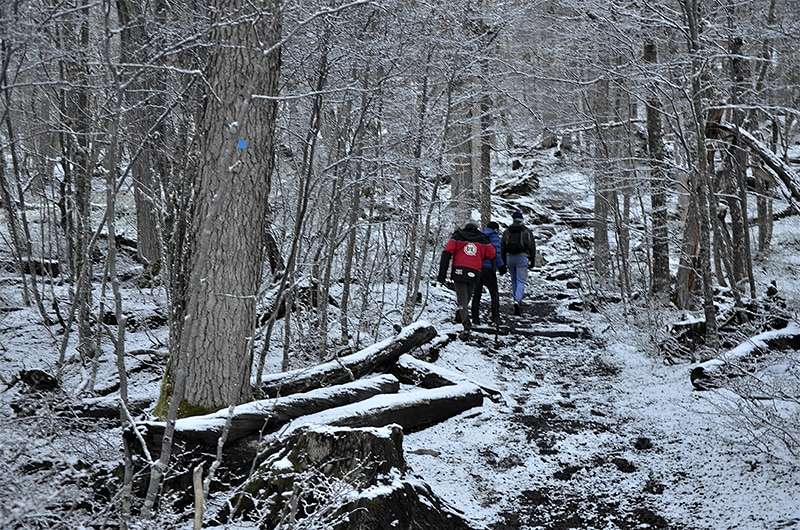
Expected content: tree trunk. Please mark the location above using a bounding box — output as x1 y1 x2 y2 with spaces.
684 0 718 345
450 91 473 226
644 41 670 295
116 0 162 267
728 33 756 297
173 1 282 414
479 85 493 225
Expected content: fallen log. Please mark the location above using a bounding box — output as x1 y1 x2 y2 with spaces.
415 331 457 363
281 382 484 435
391 354 503 402
259 321 437 398
1 257 60 277
56 395 154 419
663 289 789 358
690 322 800 389
139 374 400 448
707 121 800 205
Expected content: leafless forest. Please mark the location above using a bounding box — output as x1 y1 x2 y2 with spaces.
1 0 800 529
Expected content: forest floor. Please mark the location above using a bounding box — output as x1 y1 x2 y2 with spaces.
402 152 800 530
406 286 800 530
1 149 800 529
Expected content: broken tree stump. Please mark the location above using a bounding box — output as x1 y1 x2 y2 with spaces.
219 425 477 530
259 321 437 398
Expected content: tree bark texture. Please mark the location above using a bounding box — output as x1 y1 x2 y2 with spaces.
177 1 282 413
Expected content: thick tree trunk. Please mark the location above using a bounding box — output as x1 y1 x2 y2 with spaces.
223 425 477 529
173 1 282 414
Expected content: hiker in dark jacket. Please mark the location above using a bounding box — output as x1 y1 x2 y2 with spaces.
501 210 536 316
470 221 505 326
437 223 496 331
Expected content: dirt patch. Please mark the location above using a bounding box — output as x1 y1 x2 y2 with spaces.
513 404 608 442
493 487 672 530
553 464 583 481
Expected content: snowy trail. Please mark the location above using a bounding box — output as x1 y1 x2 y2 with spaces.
405 291 800 530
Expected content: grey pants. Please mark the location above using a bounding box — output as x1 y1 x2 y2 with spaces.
454 281 474 323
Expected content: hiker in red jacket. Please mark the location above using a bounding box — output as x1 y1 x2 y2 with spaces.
437 223 496 331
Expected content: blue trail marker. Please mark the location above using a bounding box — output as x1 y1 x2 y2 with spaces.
236 138 248 151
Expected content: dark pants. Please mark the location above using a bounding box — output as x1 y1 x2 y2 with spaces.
454 281 475 324
471 268 499 323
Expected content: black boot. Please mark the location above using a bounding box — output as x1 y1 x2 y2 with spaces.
456 308 470 329
513 303 521 316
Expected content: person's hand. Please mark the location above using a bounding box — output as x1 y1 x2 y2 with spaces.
499 265 508 275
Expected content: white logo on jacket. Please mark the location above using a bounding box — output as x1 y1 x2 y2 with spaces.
463 243 478 256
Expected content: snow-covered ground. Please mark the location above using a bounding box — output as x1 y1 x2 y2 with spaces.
399 161 800 529
2 149 799 529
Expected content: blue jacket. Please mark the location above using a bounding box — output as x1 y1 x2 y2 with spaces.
482 228 504 270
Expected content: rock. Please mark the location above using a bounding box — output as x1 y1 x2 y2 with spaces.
634 437 653 451
19 369 59 393
546 270 576 282
494 172 540 198
611 457 636 473
644 478 666 495
511 159 523 171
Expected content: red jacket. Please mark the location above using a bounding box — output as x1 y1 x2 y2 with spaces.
437 225 496 283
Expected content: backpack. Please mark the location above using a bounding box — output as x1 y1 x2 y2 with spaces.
505 229 525 254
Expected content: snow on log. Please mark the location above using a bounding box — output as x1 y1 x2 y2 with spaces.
57 395 154 419
259 321 437 398
280 382 484 435
690 323 800 389
707 121 800 204
391 354 503 402
140 374 400 447
414 330 457 363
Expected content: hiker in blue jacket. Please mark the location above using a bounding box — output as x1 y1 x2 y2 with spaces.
501 210 536 316
471 221 506 325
